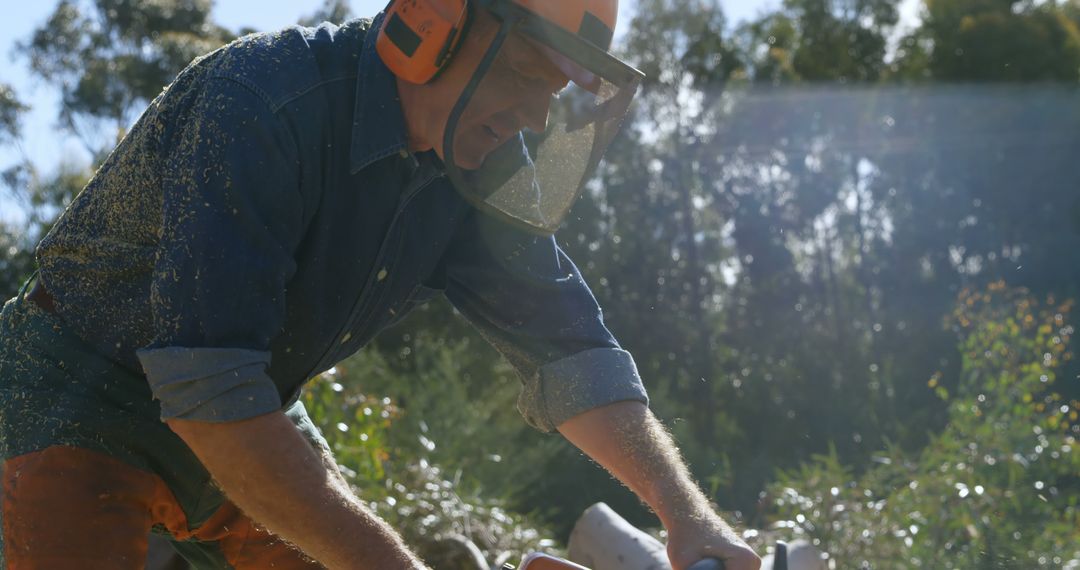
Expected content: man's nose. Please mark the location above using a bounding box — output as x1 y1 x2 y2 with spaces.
516 90 553 133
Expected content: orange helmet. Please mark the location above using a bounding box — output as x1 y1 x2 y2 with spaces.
377 0 621 85
376 0 644 235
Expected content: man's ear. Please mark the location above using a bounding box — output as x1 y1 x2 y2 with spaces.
377 0 471 84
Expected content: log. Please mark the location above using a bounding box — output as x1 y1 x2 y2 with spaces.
567 502 671 570
760 540 826 570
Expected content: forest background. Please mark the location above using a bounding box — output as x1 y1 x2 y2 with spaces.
2 0 1079 568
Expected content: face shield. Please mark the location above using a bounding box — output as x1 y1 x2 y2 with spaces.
443 0 644 236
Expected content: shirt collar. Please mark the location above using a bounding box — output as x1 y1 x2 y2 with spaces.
350 13 411 174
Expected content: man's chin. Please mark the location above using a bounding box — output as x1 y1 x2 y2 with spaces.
449 132 503 171
452 149 491 171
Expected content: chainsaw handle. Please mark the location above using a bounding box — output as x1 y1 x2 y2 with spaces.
687 559 725 570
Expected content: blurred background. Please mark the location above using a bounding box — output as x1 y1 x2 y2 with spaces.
2 1 1079 568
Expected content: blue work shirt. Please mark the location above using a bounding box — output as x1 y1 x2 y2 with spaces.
34 15 646 432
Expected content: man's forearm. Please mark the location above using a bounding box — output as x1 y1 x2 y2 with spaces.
556 401 717 530
168 411 426 570
557 401 762 570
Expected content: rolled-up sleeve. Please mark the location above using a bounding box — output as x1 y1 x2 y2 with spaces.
136 347 280 421
443 213 648 432
136 76 303 422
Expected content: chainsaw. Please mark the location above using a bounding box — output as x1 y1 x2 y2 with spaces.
504 540 793 570
503 553 727 569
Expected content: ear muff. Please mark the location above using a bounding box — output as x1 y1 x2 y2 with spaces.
377 0 471 84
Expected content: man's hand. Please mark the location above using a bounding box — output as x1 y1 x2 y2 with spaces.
665 512 761 570
557 401 761 570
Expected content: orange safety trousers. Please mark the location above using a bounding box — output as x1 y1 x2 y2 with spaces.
1 445 323 570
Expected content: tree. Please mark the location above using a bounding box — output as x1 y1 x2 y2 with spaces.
17 0 233 159
0 83 35 298
0 82 30 202
919 0 1080 82
0 84 26 146
558 1 754 522
737 0 900 83
584 0 1080 522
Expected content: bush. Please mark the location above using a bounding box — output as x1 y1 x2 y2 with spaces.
764 283 1080 568
302 343 561 566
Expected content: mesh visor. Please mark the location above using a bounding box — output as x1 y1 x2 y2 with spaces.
443 8 643 236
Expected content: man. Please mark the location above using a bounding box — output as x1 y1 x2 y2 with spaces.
0 1 761 569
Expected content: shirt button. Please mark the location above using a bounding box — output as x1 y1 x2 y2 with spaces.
377 268 388 281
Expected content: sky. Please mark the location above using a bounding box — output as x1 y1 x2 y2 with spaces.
0 0 919 222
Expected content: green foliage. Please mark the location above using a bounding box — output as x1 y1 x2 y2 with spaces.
0 83 35 299
302 357 400 483
586 0 933 519
20 166 91 229
301 347 560 565
593 0 742 454
357 306 559 500
736 0 900 83
313 303 614 536
903 0 1080 81
0 84 27 145
589 0 1080 524
622 0 737 90
0 222 36 298
765 284 1080 568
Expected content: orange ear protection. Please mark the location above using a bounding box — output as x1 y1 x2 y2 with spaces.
377 0 472 84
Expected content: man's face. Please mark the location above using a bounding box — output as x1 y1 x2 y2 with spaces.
428 12 571 170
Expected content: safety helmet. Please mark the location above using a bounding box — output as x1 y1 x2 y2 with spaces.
377 0 645 235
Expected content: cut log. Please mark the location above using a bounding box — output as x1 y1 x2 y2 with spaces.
567 502 670 570
760 540 826 570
